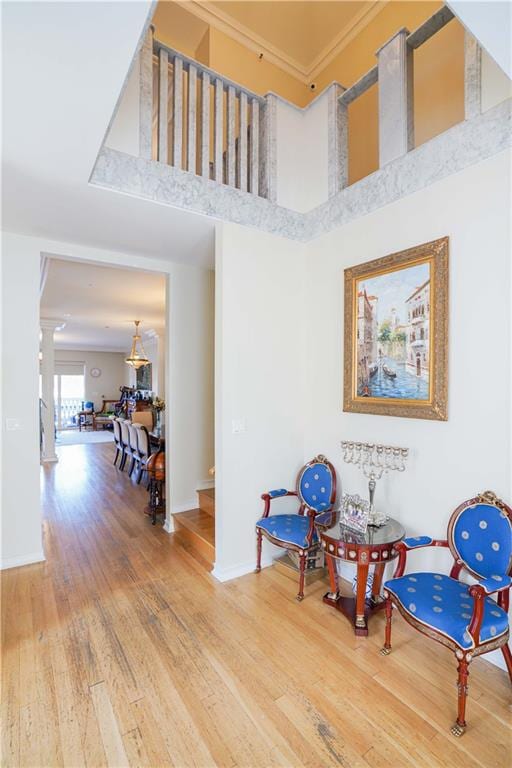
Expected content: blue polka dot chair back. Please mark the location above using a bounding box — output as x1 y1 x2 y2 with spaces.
255 455 337 602
449 498 512 581
381 491 512 737
297 459 335 513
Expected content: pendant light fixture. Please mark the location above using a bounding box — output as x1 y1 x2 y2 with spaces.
125 320 149 369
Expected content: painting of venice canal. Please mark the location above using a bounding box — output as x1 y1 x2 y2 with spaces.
356 261 431 401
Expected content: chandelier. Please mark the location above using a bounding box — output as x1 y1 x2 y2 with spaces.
125 320 149 369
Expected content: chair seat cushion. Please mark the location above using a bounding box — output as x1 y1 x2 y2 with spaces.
256 514 318 549
385 572 509 650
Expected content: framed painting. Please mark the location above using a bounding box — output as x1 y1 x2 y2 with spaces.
136 363 152 391
343 237 448 420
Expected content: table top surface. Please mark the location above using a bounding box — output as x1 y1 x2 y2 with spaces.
318 515 405 547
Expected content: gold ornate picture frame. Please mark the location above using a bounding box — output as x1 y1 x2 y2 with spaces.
343 237 449 420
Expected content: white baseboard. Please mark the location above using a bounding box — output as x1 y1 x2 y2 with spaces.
1 551 45 571
211 555 273 583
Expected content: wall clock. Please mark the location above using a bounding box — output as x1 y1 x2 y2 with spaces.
90 367 102 378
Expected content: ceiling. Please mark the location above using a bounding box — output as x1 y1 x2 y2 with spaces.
41 259 166 351
2 2 215 268
175 0 386 79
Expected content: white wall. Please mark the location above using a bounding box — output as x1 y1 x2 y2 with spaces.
214 222 307 580
166 263 215 517
481 49 512 113
0 232 215 565
1 235 44 569
448 1 512 78
105 56 140 156
51 349 128 407
303 149 511 667
275 92 329 213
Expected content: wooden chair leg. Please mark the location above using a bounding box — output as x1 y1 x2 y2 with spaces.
500 643 512 683
119 450 127 471
296 553 306 602
136 464 144 484
128 457 136 477
380 593 393 655
113 447 120 466
451 656 470 736
255 530 262 573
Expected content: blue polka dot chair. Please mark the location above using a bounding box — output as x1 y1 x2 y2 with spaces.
381 491 512 737
255 455 337 601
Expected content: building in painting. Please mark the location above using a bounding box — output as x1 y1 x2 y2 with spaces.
357 288 375 388
405 280 430 378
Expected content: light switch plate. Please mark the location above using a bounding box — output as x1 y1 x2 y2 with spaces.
6 418 21 431
232 418 246 434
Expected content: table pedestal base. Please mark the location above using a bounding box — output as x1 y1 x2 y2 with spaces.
323 592 386 636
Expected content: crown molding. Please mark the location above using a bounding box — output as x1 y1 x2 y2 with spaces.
175 0 309 82
177 0 388 85
308 2 388 80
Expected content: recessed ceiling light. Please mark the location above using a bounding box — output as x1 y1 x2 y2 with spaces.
63 313 71 318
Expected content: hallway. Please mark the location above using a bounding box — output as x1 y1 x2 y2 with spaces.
1 443 510 767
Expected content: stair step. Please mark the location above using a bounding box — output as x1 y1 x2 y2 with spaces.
197 487 215 517
173 509 215 567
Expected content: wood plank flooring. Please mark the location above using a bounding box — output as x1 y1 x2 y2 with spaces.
1 442 510 767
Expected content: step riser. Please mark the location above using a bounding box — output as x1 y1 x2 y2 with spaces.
173 524 215 567
198 489 215 517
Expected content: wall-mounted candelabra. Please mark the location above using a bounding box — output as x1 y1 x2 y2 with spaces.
341 441 409 526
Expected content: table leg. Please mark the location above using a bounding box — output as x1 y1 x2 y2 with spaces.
355 560 369 631
326 554 338 600
371 563 386 603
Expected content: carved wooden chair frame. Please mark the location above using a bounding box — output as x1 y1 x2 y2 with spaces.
255 455 337 601
381 491 512 736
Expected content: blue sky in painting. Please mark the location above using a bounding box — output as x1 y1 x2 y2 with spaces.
359 262 430 326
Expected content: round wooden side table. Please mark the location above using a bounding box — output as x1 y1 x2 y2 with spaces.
317 515 405 636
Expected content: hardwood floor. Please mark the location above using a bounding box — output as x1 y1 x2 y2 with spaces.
1 442 510 767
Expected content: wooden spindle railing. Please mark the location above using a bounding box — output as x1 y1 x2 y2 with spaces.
140 34 268 198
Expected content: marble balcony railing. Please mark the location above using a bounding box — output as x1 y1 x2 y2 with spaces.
93 7 511 240
140 27 275 201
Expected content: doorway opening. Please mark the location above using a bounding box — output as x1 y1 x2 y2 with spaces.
40 256 170 528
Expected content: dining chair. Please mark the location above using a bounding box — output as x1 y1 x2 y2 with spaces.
127 423 141 478
135 425 152 486
118 419 131 471
112 417 123 466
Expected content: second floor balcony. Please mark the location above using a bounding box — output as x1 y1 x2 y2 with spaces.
91 4 512 241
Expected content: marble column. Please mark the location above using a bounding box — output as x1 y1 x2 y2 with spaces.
464 32 482 121
376 28 414 167
328 83 348 196
259 93 277 202
40 319 62 463
139 25 154 160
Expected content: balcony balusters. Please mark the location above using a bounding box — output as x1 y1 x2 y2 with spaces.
137 7 485 205
172 55 183 169
142 37 267 197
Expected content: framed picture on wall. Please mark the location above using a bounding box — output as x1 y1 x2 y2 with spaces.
136 363 152 391
343 237 449 420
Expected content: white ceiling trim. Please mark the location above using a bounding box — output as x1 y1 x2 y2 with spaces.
177 0 387 85
308 1 388 81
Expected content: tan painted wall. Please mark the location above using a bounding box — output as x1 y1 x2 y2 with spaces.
153 1 465 185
